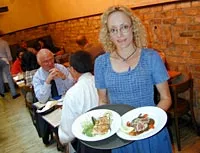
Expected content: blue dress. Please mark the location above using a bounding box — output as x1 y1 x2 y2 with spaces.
94 49 172 153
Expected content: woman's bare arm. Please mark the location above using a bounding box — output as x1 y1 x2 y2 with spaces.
155 81 172 111
97 89 109 105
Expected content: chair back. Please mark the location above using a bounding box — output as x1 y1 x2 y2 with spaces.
169 73 193 112
168 72 199 151
173 79 193 93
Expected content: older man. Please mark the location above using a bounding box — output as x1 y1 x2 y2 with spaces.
32 48 74 103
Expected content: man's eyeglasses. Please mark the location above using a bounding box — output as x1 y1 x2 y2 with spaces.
109 24 132 35
42 58 54 65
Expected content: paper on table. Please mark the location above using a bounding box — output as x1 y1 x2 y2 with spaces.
16 80 25 87
33 102 46 109
37 100 58 113
13 73 24 81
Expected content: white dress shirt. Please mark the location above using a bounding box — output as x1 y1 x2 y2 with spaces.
0 38 13 62
58 72 98 144
32 63 74 103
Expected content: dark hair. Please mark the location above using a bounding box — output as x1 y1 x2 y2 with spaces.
33 41 42 51
76 36 87 47
69 50 93 73
34 38 54 52
21 51 40 71
16 49 24 58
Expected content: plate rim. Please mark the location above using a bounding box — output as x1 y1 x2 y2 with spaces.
72 108 121 141
116 106 167 140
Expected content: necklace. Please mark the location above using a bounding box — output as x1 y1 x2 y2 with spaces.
116 48 137 62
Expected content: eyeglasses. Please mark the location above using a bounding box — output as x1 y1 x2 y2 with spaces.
42 58 54 65
109 24 132 35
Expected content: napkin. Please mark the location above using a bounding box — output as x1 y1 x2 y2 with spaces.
37 100 58 113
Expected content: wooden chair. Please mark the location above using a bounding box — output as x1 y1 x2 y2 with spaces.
167 72 199 151
22 85 34 108
25 86 63 148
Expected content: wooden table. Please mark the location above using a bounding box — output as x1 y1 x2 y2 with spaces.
168 70 181 80
33 101 62 128
33 102 63 149
42 108 62 128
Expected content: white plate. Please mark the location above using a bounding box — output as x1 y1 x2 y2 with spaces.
117 106 167 140
72 109 121 141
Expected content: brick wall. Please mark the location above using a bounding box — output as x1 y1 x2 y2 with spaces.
1 0 200 104
141 0 200 105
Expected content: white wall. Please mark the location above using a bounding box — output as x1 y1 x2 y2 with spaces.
0 0 46 33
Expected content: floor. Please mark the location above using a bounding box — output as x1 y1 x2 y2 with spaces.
0 90 59 153
0 90 200 153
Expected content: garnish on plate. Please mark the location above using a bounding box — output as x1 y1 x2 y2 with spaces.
82 112 112 137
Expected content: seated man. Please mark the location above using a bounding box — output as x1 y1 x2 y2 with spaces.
58 51 110 153
32 48 74 146
32 48 74 103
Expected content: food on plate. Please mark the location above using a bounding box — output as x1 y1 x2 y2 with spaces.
121 113 155 136
120 125 134 133
82 112 112 137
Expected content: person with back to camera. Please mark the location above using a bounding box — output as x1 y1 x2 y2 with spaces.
59 50 111 153
76 35 105 64
94 5 172 153
32 48 74 103
0 35 20 99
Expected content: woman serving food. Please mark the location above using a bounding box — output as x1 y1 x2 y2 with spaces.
94 5 172 153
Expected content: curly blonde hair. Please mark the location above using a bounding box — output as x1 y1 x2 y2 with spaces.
99 5 147 53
